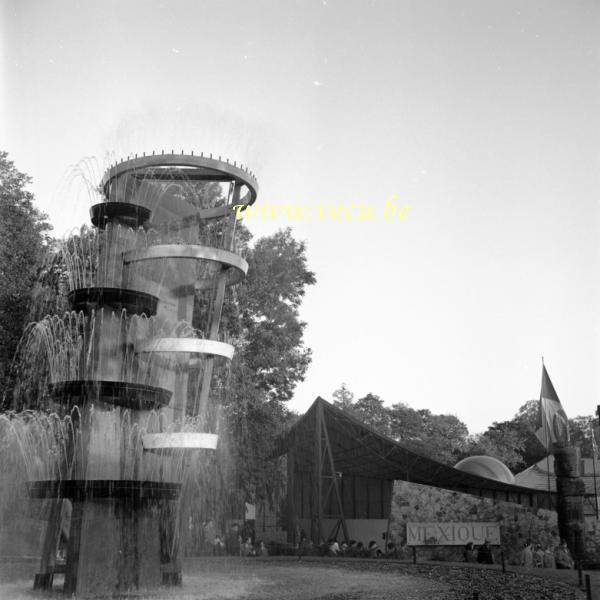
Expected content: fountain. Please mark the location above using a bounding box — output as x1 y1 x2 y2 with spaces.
3 153 258 595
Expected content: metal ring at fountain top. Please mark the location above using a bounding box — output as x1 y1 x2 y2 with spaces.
142 432 219 452
100 154 259 207
122 244 248 285
137 338 235 359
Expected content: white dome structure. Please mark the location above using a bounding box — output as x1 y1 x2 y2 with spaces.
454 455 515 484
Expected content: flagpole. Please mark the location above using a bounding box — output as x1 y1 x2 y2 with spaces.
591 444 598 520
546 453 552 507
595 406 600 519
541 357 553 506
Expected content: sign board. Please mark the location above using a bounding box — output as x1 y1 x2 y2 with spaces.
406 522 501 546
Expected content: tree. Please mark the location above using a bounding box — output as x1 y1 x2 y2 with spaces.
229 227 316 404
388 402 426 442
332 383 354 410
0 152 52 401
569 415 597 458
353 393 392 436
465 422 527 470
218 226 316 503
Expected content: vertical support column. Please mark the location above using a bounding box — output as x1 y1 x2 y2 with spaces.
33 499 62 590
287 437 297 543
312 401 323 544
63 501 83 595
197 270 228 417
196 182 238 418
321 418 349 543
554 442 586 560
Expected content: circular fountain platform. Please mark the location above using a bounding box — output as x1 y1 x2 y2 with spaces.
123 244 249 286
27 479 181 501
137 338 235 359
90 201 151 229
68 287 159 316
142 432 219 452
48 380 172 410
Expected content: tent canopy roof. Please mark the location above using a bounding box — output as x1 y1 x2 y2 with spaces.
280 397 552 502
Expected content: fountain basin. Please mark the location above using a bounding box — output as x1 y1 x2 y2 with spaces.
48 380 172 410
142 432 219 452
68 287 159 315
27 479 181 501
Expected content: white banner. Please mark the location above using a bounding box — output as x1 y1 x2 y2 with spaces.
406 522 501 546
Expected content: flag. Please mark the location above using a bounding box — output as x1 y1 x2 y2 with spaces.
535 365 569 452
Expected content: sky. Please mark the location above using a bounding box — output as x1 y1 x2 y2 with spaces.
2 0 600 433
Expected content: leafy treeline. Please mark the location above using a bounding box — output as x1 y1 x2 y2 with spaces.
331 383 598 472
0 152 52 400
217 226 316 504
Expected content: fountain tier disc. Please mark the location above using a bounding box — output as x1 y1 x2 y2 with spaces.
48 380 172 410
27 479 181 502
68 287 159 316
90 201 151 229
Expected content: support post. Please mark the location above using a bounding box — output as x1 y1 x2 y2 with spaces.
586 573 592 600
287 438 297 544
321 415 349 543
197 270 228 416
553 443 586 561
313 401 323 544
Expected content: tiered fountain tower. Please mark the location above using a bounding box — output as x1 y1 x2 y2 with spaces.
28 153 257 595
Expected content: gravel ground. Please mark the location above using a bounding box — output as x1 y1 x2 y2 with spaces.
0 556 589 599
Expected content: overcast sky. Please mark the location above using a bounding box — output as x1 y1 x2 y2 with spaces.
3 0 600 433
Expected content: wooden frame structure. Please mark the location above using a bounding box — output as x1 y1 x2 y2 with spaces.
281 398 557 544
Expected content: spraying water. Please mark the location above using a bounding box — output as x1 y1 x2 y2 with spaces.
0 153 258 596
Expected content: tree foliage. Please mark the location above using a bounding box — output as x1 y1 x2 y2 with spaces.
220 226 316 502
229 227 316 404
0 152 52 399
329 385 597 472
331 382 354 410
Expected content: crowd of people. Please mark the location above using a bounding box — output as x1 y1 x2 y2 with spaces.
463 538 575 570
298 538 394 558
463 540 494 564
515 539 574 570
201 519 577 570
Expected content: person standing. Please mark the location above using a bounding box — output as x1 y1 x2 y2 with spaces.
520 541 534 568
555 540 574 569
534 544 545 568
477 540 494 564
463 542 477 563
543 545 556 569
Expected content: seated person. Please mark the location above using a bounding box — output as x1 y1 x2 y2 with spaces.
212 535 225 556
257 541 269 556
385 542 399 559
328 539 341 555
241 537 255 557
367 540 382 558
